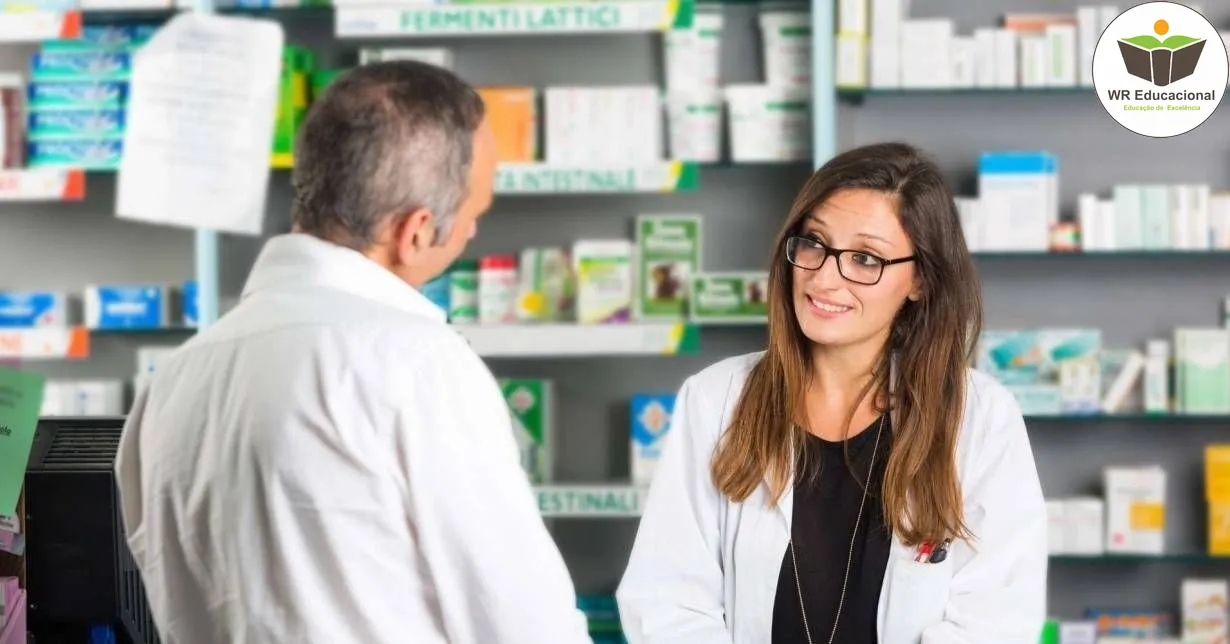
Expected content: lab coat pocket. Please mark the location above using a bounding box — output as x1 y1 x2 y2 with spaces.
883 555 953 643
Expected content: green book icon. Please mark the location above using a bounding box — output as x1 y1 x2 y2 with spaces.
1118 21 1206 86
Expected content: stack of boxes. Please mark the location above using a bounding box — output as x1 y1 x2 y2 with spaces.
272 45 314 166
420 212 769 328
977 327 1101 416
838 1 1120 90
954 150 1060 254
0 281 197 416
26 24 156 170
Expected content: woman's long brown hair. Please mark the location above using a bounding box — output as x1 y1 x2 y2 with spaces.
710 142 983 546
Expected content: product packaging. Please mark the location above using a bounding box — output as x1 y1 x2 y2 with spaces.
478 255 518 324
448 259 479 323
631 393 675 486
573 239 633 324
500 378 553 484
635 214 702 320
516 247 573 322
689 272 769 323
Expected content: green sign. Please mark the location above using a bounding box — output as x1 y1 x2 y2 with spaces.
336 0 694 38
496 162 699 194
399 4 623 33
0 366 45 516
537 487 642 515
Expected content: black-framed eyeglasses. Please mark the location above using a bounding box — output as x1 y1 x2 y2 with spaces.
785 236 917 286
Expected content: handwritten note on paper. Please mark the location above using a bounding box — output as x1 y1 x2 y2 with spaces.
116 13 284 236
0 367 44 517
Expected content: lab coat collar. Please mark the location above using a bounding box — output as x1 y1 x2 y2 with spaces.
242 232 447 324
772 353 899 532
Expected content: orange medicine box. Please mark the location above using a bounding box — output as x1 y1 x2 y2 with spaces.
1205 445 1230 502
477 86 537 163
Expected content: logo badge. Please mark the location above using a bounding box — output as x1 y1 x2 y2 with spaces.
1092 2 1228 138
637 401 671 437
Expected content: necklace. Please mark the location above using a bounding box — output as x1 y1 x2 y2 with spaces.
787 414 885 644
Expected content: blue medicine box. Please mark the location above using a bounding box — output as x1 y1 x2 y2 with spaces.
31 50 132 82
28 109 126 139
0 291 67 327
85 284 169 329
420 273 450 317
182 280 199 328
28 81 127 110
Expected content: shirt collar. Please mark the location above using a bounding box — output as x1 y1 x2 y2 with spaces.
241 233 446 323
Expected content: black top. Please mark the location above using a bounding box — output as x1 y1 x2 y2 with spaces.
771 416 893 644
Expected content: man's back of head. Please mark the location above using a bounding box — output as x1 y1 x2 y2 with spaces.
290 60 497 287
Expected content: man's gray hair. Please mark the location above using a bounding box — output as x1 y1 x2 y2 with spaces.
290 61 486 250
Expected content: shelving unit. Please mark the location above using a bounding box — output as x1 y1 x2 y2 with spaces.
0 0 1226 637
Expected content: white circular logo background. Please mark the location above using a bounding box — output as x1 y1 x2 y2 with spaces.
1092 1 1228 138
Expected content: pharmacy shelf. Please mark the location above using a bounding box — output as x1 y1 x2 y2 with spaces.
266 160 701 194
1051 554 1230 564
0 327 89 361
0 10 82 41
972 251 1230 259
334 0 695 38
0 169 85 202
837 86 1091 104
453 322 700 357
495 162 700 194
89 326 195 336
535 484 647 518
1025 414 1230 423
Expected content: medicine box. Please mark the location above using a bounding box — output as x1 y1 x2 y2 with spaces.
635 214 702 320
977 328 1100 385
689 272 769 323
516 247 573 323
28 81 127 111
420 273 450 317
181 280 199 327
27 109 125 140
40 379 126 416
359 47 454 69
500 378 553 484
0 291 68 327
573 239 633 324
976 151 1058 251
30 50 132 82
1181 579 1229 643
1104 465 1166 555
28 138 124 170
85 284 170 329
631 394 675 486
477 86 537 163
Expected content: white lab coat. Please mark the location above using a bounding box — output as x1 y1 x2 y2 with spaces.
616 352 1048 644
115 233 592 644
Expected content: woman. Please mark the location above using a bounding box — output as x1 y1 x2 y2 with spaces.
616 142 1047 644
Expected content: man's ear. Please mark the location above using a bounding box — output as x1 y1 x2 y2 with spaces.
392 208 436 264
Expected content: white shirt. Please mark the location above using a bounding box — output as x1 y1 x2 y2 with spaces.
115 233 592 644
616 352 1048 644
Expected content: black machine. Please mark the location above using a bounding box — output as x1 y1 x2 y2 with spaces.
22 416 159 644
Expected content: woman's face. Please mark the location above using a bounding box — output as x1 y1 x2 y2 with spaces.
790 188 921 354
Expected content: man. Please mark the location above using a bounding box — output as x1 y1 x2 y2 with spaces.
115 61 593 644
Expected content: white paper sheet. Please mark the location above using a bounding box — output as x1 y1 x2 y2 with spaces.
116 12 284 236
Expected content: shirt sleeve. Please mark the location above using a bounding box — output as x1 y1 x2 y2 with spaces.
920 385 1049 644
396 338 592 644
616 375 734 644
115 382 150 562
